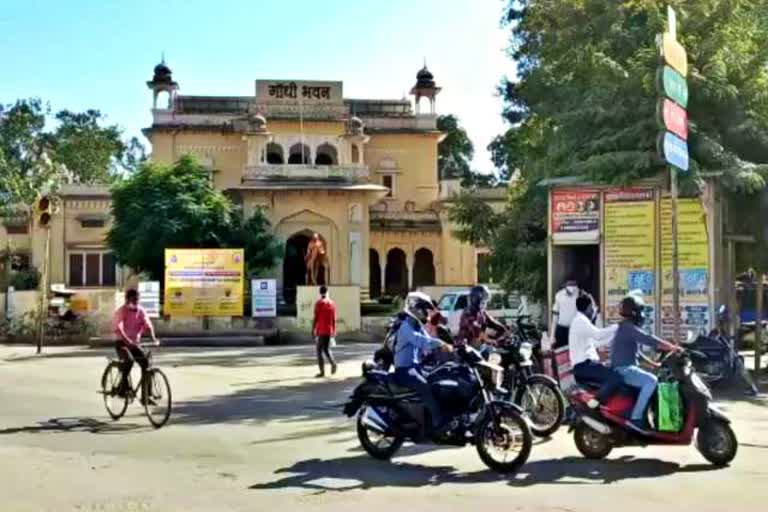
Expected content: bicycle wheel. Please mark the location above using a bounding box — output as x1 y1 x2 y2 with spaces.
101 362 128 420
143 368 172 428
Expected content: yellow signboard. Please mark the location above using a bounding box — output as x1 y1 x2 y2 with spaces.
662 33 687 77
164 249 244 316
604 189 656 331
660 198 710 339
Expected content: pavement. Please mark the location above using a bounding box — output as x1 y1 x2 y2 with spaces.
1 342 767 512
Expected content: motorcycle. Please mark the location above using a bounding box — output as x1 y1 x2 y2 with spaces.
344 345 534 473
685 306 758 395
491 333 565 437
568 348 738 466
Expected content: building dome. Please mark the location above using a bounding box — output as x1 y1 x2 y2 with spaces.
349 116 365 134
151 60 174 85
250 112 267 131
415 65 436 89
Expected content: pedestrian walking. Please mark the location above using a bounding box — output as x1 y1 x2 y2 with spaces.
313 285 337 377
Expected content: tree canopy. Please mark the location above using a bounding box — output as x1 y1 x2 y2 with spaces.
450 0 768 300
107 155 283 281
437 114 497 187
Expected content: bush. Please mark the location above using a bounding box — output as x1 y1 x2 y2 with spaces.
9 269 40 291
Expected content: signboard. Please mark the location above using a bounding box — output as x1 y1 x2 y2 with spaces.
164 249 244 317
603 189 657 333
256 80 343 104
551 189 600 242
660 131 689 172
251 279 277 318
660 198 710 339
657 65 688 108
659 98 688 140
662 33 687 76
138 281 161 318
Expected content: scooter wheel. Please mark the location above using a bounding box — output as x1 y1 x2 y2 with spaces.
697 419 737 466
574 422 613 460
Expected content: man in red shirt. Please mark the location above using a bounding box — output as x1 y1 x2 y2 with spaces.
113 289 158 398
313 285 337 377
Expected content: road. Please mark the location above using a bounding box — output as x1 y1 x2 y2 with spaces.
1 343 767 512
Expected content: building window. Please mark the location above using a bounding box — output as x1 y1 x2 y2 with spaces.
81 219 106 228
68 251 117 287
382 174 395 198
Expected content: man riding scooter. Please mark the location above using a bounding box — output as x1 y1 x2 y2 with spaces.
611 294 682 434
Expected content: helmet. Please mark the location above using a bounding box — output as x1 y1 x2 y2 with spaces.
619 294 646 326
468 285 490 312
405 291 436 324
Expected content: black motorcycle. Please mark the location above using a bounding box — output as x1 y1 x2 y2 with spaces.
492 333 565 437
344 345 533 473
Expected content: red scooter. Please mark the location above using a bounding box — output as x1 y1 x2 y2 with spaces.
568 348 738 466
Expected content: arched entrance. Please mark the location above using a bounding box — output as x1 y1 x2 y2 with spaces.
385 248 408 297
413 248 436 288
282 231 328 303
369 249 381 299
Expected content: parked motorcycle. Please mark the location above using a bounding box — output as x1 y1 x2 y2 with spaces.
345 345 533 473
568 348 738 466
491 333 565 437
685 306 758 395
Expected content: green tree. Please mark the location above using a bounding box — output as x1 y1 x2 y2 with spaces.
437 114 496 187
451 0 768 300
107 155 282 281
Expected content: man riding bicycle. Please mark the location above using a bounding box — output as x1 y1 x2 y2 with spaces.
113 289 159 402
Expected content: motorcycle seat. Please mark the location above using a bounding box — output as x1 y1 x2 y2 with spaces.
386 381 419 398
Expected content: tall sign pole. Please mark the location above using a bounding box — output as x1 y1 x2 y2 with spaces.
657 6 689 342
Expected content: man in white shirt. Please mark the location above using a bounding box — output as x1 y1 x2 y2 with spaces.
570 295 622 408
552 278 579 348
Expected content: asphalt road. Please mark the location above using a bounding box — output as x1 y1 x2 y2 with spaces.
1 343 767 512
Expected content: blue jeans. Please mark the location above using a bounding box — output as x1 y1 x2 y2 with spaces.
616 366 657 421
393 367 443 427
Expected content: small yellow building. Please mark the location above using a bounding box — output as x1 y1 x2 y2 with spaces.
2 61 499 306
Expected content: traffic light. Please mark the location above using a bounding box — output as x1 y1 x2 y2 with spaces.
37 195 52 227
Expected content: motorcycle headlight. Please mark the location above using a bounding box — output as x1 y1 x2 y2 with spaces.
488 353 502 366
519 342 533 361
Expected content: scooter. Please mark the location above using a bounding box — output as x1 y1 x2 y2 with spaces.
568 348 738 466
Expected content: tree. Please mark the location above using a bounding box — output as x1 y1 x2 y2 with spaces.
49 109 146 183
451 0 768 300
437 114 496 187
107 155 282 281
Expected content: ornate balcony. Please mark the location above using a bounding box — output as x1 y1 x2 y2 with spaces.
243 164 369 182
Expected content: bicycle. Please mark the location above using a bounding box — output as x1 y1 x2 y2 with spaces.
100 342 172 428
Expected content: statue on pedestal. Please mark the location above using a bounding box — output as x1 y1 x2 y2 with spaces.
305 233 329 285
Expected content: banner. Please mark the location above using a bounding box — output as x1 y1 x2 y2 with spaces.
138 281 161 318
660 198 709 340
551 189 600 242
164 249 244 316
604 189 656 333
251 279 277 318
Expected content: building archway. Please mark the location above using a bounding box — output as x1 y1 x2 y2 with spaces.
282 231 328 303
413 248 436 288
385 248 408 297
369 249 382 299
266 143 284 164
288 143 311 164
315 143 338 165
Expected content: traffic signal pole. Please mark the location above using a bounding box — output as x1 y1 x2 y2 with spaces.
670 166 681 343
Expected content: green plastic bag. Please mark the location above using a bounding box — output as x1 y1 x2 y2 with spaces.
658 382 683 432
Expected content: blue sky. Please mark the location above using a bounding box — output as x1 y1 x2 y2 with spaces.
0 0 516 173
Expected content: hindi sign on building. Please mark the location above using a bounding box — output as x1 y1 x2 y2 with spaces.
660 198 710 339
551 189 600 242
251 279 277 318
164 249 244 317
138 281 161 318
603 189 657 333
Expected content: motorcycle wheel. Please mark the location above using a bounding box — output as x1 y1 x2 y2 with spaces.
697 419 737 466
574 422 613 460
515 374 565 437
356 408 404 460
475 404 532 473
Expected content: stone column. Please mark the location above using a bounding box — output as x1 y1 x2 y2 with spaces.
406 251 414 291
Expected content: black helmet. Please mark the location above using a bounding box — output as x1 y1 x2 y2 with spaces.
619 294 646 326
468 285 490 312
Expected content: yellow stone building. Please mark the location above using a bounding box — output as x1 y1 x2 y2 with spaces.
2 61 500 305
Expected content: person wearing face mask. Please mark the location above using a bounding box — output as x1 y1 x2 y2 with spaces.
551 278 580 349
113 289 158 401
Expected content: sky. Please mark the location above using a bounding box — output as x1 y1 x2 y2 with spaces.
0 0 516 174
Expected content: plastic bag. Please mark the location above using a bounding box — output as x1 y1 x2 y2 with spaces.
657 382 683 432
330 337 337 348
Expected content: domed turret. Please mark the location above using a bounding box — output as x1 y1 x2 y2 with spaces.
146 56 179 110
410 61 441 115
349 116 364 135
415 65 436 89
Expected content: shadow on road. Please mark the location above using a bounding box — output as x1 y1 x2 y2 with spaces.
249 454 717 493
0 417 149 435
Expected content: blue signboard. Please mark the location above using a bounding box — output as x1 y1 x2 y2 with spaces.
662 131 689 172
628 271 655 296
